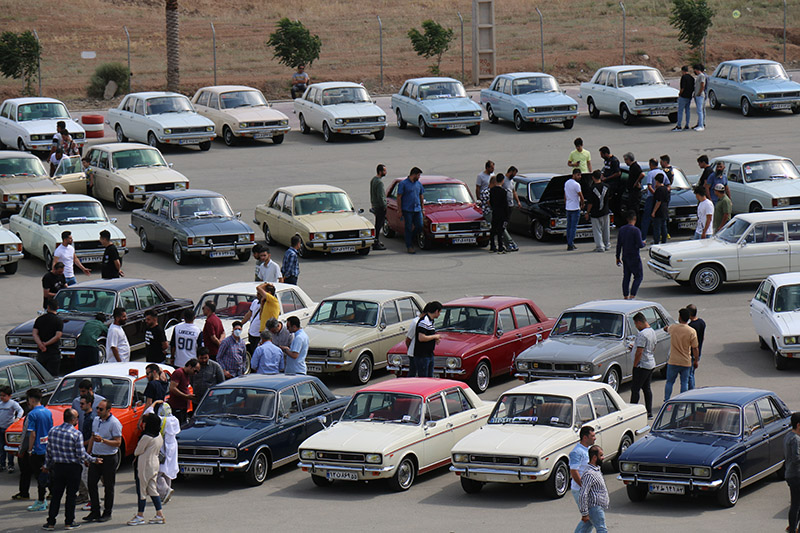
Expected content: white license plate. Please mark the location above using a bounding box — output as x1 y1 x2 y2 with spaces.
83 256 104 263
178 139 199 145
678 221 695 229
649 109 671 116
307 365 323 373
575 231 593 239
649 483 685 495
539 117 562 123
180 465 213 475
453 237 477 244
209 250 236 258
254 132 273 139
772 103 793 110
447 124 468 130
350 129 371 134
326 471 358 481
331 246 356 253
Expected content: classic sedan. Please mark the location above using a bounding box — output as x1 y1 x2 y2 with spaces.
708 59 800 116
191 85 290 146
254 185 374 256
383 176 490 249
0 355 58 410
0 151 66 215
619 387 792 507
387 296 555 393
51 155 88 195
451 381 648 497
750 273 800 370
515 300 673 391
580 65 678 125
294 82 386 142
481 72 578 130
617 163 698 232
10 194 127 268
177 374 349 486
648 211 800 293
709 154 800 214
391 77 482 137
0 97 85 152
130 189 255 265
5 279 192 367
108 92 215 150
298 378 493 491
0 225 23 275
305 290 424 384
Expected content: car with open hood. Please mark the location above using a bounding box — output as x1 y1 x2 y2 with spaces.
617 162 698 232
294 82 386 142
580 65 678 125
0 224 23 275
0 151 66 216
749 273 800 370
391 77 482 137
481 72 578 130
708 59 800 116
708 154 800 214
0 97 85 152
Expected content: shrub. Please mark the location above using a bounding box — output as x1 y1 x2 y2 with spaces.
669 0 714 58
87 62 129 99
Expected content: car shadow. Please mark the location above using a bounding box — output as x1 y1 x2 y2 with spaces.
483 120 575 134
716 339 800 376
706 107 798 120
418 475 565 509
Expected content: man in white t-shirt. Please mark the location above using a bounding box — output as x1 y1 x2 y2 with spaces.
106 307 131 363
475 160 494 203
54 230 91 285
170 309 204 367
404 315 420 377
242 298 262 355
255 247 283 283
694 186 714 239
564 169 585 251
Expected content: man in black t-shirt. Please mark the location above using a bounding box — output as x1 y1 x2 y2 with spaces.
650 174 670 244
622 153 644 216
585 171 610 252
41 262 67 308
99 230 122 279
33 299 64 376
143 310 168 363
696 154 713 189
489 174 511 254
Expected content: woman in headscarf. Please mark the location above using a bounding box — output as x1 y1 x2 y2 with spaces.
128 413 165 525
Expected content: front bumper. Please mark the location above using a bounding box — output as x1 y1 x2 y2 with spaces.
515 371 603 382
428 119 481 130
524 113 577 124
331 123 386 135
430 231 490 243
305 239 372 252
306 358 354 373
178 459 251 472
647 260 681 280
388 364 466 377
7 345 77 357
618 473 722 489
184 242 254 257
753 99 800 110
76 247 127 263
451 464 551 483
234 126 291 138
546 224 594 238
27 140 86 151
158 134 215 145
0 250 24 265
298 461 395 480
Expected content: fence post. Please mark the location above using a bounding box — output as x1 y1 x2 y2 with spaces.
458 12 465 82
33 29 41 96
123 26 131 92
211 22 217 85
535 7 544 71
619 2 626 65
377 15 383 90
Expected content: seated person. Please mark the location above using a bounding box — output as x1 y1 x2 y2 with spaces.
291 65 310 99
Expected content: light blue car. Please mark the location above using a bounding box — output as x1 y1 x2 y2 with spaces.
707 59 800 116
480 72 578 130
391 77 482 137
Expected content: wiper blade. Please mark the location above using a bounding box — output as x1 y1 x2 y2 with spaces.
568 331 593 336
591 332 620 338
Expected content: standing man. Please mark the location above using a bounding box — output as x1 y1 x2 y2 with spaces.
489 173 510 254
396 167 425 254
616 211 645 300
282 236 301 284
70 380 106 420
569 426 596 508
255 247 283 283
84 400 121 523
686 304 706 390
243 295 263 355
578 446 610 533
267 317 294 358
629 312 656 418
170 309 203 367
673 65 695 131
18 389 53 510
143 310 168 364
696 155 714 189
0 385 23 473
76 313 108 369
640 159 666 241
622 152 644 216
76 394 96 506
284 316 308 375
167 359 199 426
599 146 621 201
106 307 131 363
251 243 264 281
99 230 123 279
567 137 592 173
706 161 730 203
33 299 64 376
650 174 670 245
42 262 67 309
713 183 732 232
501 166 520 252
663 308 699 401
143 364 169 410
475 160 494 202
191 347 224 402
694 186 714 240
784 412 800 533
54 231 91 285
250 331 285 375
217 321 247 379
201 302 224 360
370 164 388 250
564 169 584 251
414 302 442 378
290 64 310 99
693 63 707 131
585 170 610 253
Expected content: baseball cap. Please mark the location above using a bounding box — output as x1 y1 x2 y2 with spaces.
714 183 725 191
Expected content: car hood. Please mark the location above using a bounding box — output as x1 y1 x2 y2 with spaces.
512 92 578 107
177 415 271 447
388 330 491 355
739 177 800 195
424 203 484 224
174 218 252 238
301 421 419 454
517 336 620 363
145 114 214 129
452 423 574 457
7 314 91 338
772 312 800 334
669 188 699 208
305 324 376 349
220 107 288 122
619 85 679 99
293 212 373 231
39 222 124 243
621 431 737 466
113 167 189 186
420 98 482 113
650 238 733 258
539 174 594 204
0 177 64 194
0 227 21 244
320 103 385 119
19 118 84 135
742 79 800 93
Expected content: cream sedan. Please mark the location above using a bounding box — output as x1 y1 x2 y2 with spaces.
0 151 65 215
191 85 290 146
450 380 648 497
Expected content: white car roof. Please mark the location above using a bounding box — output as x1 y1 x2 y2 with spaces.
204 281 301 296
125 92 188 99
710 154 791 164
501 380 616 398
735 211 800 224
596 65 661 74
27 194 99 205
308 82 367 90
196 85 262 94
0 150 45 160
66 362 169 379
89 143 159 153
3 97 67 105
765 273 800 288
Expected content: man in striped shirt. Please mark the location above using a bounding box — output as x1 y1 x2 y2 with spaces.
577 445 609 533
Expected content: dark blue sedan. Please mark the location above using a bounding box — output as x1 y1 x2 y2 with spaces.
176 374 349 486
618 387 792 507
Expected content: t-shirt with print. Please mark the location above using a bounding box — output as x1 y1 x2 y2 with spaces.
26 405 53 455
569 149 591 174
696 198 714 235
668 323 698 367
101 244 120 279
588 182 609 217
406 317 420 357
414 316 436 358
144 323 167 363
564 179 582 211
632 327 657 369
653 186 670 218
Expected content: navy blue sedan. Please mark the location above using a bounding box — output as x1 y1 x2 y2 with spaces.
176 374 349 486
618 387 792 507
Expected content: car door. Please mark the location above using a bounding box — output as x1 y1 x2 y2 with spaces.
508 181 529 233
29 203 46 259
117 287 144 349
588 388 625 455
749 279 772 341
591 71 612 111
574 392 597 440
493 307 520 374
721 65 740 106
371 300 405 368
13 201 36 251
739 222 790 279
756 396 790 471
493 78 511 119
421 393 455 469
0 101 13 146
723 162 746 213
295 380 334 437
279 289 313 324
131 97 152 141
636 306 670 369
273 386 307 462
509 304 546 372
393 82 413 121
384 181 402 235
137 195 161 250
741 401 771 480
205 93 224 131
92 150 114 202
443 387 483 442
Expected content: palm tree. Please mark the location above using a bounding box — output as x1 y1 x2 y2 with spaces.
165 0 179 91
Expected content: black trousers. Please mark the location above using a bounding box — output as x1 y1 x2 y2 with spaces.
37 351 61 377
373 207 386 244
88 454 117 517
20 453 48 500
247 335 260 356
630 367 654 417
173 409 188 426
491 218 507 251
75 345 99 369
47 462 81 526
788 477 800 533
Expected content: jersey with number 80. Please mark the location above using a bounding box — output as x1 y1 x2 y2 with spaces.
171 322 203 367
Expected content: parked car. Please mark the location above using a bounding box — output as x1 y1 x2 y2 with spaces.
749 273 800 370
253 185 375 256
50 155 88 195
708 59 800 116
305 290 425 384
84 143 190 211
0 355 58 410
10 194 127 268
383 175 490 250
294 82 386 142
387 296 555 393
647 211 800 293
0 97 85 152
618 163 698 232
480 72 578 130
708 154 800 214
130 189 254 265
298 378 493 491
177 374 348 486
580 66 678 125
450 381 648 497
108 92 215 150
0 225 23 275
3 362 172 459
0 151 66 215
619 387 792 507
515 300 674 391
191 85 290 146
391 77 482 137
5 279 192 367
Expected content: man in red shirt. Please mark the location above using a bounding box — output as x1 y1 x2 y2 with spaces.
202 302 225 361
167 359 199 425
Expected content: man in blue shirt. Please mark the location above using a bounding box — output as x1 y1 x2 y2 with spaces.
22 388 53 511
616 211 646 300
705 161 730 205
282 235 301 285
395 167 425 254
569 425 596 507
250 330 285 375
284 316 308 375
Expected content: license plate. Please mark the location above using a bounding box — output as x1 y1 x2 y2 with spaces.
180 465 213 475
649 483 685 494
575 231 593 239
447 124 468 130
254 132 273 139
678 221 695 229
649 109 670 116
331 246 356 253
209 250 236 258
178 139 199 145
327 471 358 481
307 365 323 373
772 103 792 110
350 129 371 134
83 256 104 263
453 237 477 244
539 117 561 123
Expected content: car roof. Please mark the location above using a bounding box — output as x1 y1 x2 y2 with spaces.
66 362 169 379
515 173 561 182
90 143 159 153
203 281 303 296
218 373 321 390
196 85 262 94
389 175 466 186
28 194 98 205
669 386 774 405
497 72 554 80
596 65 660 73
321 290 417 303
444 295 532 309
308 82 366 90
3 97 66 105
68 278 158 291
765 273 800 287
154 189 223 200
735 211 800 224
710 153 792 164
126 92 187 99
359 378 468 398
0 355 37 368
502 379 614 397
567 299 660 313
719 59 780 67
0 151 45 160
405 77 462 84
275 184 346 195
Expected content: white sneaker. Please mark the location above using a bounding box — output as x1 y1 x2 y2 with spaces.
127 515 146 526
694 126 705 131
162 488 174 505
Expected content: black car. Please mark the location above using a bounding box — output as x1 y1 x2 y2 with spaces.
615 163 698 233
0 355 58 409
177 374 349 486
5 279 192 371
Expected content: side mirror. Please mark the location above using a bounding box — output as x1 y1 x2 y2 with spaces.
424 420 437 429
168 162 174 168
235 212 242 219
496 328 503 338
111 217 117 223
317 415 329 429
379 322 386 331
358 208 364 214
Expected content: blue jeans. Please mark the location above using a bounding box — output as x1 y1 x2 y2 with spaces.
692 231 709 240
640 196 654 239
407 356 417 377
65 276 77 286
677 96 691 128
566 210 580 246
134 460 163 513
665 364 691 401
694 95 705 127
652 216 668 244
622 257 643 298
415 356 434 377
402 210 423 249
688 364 696 390
575 506 608 533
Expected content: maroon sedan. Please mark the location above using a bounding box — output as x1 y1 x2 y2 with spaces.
387 296 555 393
383 175 490 249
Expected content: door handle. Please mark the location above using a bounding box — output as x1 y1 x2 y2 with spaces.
471 413 478 420
762 433 770 439
446 423 454 428
516 334 522 339
617 416 623 421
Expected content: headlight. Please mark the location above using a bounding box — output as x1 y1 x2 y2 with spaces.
163 128 172 134
432 223 448 233
220 448 236 458
635 99 643 106
174 182 187 190
580 364 592 373
378 116 386 122
473 111 481 117
776 198 790 207
555 217 567 227
452 453 470 463
527 107 536 113
7 336 21 346
620 462 637 472
280 119 289 126
193 237 206 246
668 208 676 216
111 239 124 248
5 243 21 253
692 466 711 477
359 229 373 238
521 457 538 467
335 118 344 125
239 122 249 129
516 361 529 371
72 132 85 139
237 234 250 243
310 232 325 241
389 354 403 366
300 450 315 460
205 126 214 132
757 93 766 100
6 194 20 202
569 105 578 111
445 357 460 369
132 185 145 193
61 338 77 348
480 221 490 231
431 113 440 119
328 349 342 358
365 454 382 464
5 432 22 444
784 336 798 345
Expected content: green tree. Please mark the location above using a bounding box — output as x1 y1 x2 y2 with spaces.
669 0 714 58
266 18 322 68
408 20 454 75
0 31 41 96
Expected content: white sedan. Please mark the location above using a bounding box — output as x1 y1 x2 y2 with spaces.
580 65 678 125
750 273 800 370
0 225 23 275
294 82 386 142
450 380 648 497
0 97 85 152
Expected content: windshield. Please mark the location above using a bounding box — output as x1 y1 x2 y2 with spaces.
197 292 255 318
172 196 233 218
553 311 624 338
310 300 379 326
774 285 800 312
50 376 130 408
44 201 107 225
740 63 789 81
146 96 194 115
0 157 47 177
618 69 665 87
55 289 116 315
512 76 560 95
54 156 83 176
220 90 268 109
423 183 473 204
195 387 276 418
293 192 354 215
716 218 750 243
17 102 70 121
742 160 800 182
342 392 422 424
489 394 573 427
419 81 467 99
529 181 548 201
654 401 741 435
111 149 167 170
435 306 495 335
321 86 371 105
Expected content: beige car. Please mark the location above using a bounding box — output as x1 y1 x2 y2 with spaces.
51 156 87 195
254 185 375 256
305 290 425 384
84 143 189 211
191 85 290 146
0 151 65 215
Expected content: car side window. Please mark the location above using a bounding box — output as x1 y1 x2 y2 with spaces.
21 202 33 220
97 152 109 170
118 289 138 312
271 192 285 210
9 364 32 390
498 308 515 333
717 64 731 80
445 388 474 414
576 394 594 424
754 280 771 305
279 290 301 313
0 102 8 119
145 196 161 215
512 305 533 328
638 307 666 330
296 381 325 410
32 204 42 225
410 84 419 100
743 403 762 434
208 94 219 110
282 194 293 215
397 298 419 321
727 163 742 183
136 285 165 309
756 397 780 425
602 390 620 413
278 387 300 417
594 71 608 85
0 368 9 389
787 222 800 242
196 91 210 107
515 181 528 201
134 99 144 115
401 83 411 97
747 223 786 244
425 395 446 421
606 74 617 87
88 149 100 166
133 378 148 405
589 390 613 418
123 98 135 113
382 301 400 325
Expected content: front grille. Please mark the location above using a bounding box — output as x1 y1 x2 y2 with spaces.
343 117 382 124
208 234 238 245
638 463 692 476
308 349 328 358
470 455 520 465
789 197 800 206
178 447 220 458
323 230 360 240
767 92 800 98
529 362 553 370
244 120 284 128
13 337 38 347
554 363 579 371
316 451 365 462
450 221 482 232
642 97 678 105
438 111 478 119
169 127 209 134
651 251 670 265
74 240 103 251
145 183 176 192
674 206 696 217
533 105 573 113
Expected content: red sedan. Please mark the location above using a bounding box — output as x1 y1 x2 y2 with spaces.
382 175 490 249
387 296 555 393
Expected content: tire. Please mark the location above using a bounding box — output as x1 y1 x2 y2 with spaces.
298 238 308 257
18 138 27 151
486 105 498 124
418 117 430 137
139 228 153 252
544 459 570 499
114 189 130 211
172 240 187 265
147 132 160 148
223 126 236 146
741 98 752 117
43 247 54 270
3 262 18 274
262 223 274 245
793 106 800 115
774 341 790 370
113 441 125 472
374 129 385 141
388 456 416 492
621 104 633 125
603 366 621 392
690 264 723 294
709 90 721 110
415 231 430 250
587 98 599 119
349 353 373 385
98 341 108 364
460 476 484 494
311 474 333 487
563 119 574 129
198 141 211 151
626 483 648 502
513 112 525 131
532 219 547 241
667 112 678 123
748 202 763 213
299 114 310 134
241 351 252 375
272 134 284 144
237 250 251 262
115 125 127 143
716 468 740 507
357 247 370 256
322 122 334 143
245 451 269 486
469 360 491 394
612 434 633 471
469 124 481 135
396 109 407 129
382 221 395 238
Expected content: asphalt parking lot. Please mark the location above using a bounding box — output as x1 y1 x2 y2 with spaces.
3 103 800 532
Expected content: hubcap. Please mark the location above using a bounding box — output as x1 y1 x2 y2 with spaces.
477 364 489 391
398 461 413 488
534 222 543 240
396 111 403 126
727 473 739 503
697 268 719 291
358 358 371 382
555 463 568 494
116 127 123 142
514 114 522 129
140 230 147 249
173 243 182 262
255 455 266 481
620 436 632 454
606 370 619 390
419 120 425 135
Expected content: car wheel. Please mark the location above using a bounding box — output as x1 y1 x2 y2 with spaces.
198 141 211 151
774 340 790 370
43 247 54 270
620 104 634 126
241 351 252 375
716 468 740 507
532 219 547 241
245 451 269 486
172 240 187 265
113 441 125 472
298 237 308 257
147 131 160 148
469 360 491 394
667 112 678 123
418 117 430 137
563 119 574 129
587 98 599 119
460 476 484 494
298 114 310 134
357 247 370 256
415 231 430 250
690 264 723 294
262 223 274 245
311 474 333 487
513 112 525 131
115 125 127 143
793 105 800 115
349 353 373 385
139 228 153 252
98 341 108 364
17 138 27 151
3 262 18 275
748 202 763 213
272 134 284 144
709 90 721 110
373 129 385 141
469 123 481 135
613 433 633 471
382 221 395 238
223 126 236 146
544 459 569 499
741 97 752 117
237 250 251 262
389 456 416 492
626 483 648 502
396 109 407 129
603 366 621 391
322 122 334 143
114 189 130 211
486 104 498 124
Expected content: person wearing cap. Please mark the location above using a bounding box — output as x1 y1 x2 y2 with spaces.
713 183 732 233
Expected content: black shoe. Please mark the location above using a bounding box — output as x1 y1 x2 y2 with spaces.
12 492 30 500
65 523 81 530
41 524 55 531
372 242 386 250
82 514 100 522
97 515 111 523
567 245 577 251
